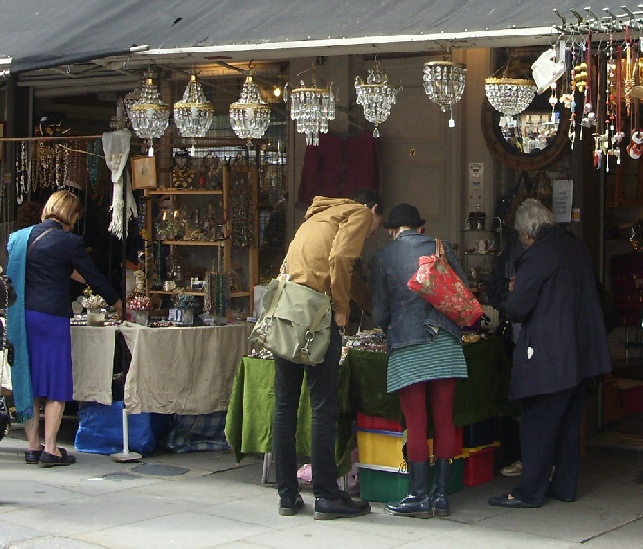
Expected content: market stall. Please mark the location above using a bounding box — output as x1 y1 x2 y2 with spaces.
225 335 518 472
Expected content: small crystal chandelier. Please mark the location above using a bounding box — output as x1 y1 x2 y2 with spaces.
129 70 170 156
484 77 536 117
422 60 467 128
174 72 214 156
229 74 271 143
354 58 402 137
484 55 537 118
284 62 335 146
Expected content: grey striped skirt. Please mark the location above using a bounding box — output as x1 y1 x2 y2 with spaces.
387 330 468 393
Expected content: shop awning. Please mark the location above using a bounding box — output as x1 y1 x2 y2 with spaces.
0 1 617 74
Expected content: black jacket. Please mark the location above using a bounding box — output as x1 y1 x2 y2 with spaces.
25 219 120 317
504 227 611 400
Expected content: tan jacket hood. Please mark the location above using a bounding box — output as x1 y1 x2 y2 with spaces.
304 197 358 220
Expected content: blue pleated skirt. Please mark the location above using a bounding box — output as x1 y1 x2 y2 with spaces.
26 309 73 402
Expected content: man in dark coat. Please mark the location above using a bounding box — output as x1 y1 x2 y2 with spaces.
488 199 611 508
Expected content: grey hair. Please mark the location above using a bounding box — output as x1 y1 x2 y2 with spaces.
514 198 555 238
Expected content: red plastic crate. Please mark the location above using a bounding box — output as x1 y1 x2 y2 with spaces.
463 445 496 487
356 412 403 433
619 384 643 415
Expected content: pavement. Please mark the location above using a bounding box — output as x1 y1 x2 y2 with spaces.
1 422 642 549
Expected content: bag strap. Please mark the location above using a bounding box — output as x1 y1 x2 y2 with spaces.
27 227 56 256
435 238 445 258
264 276 287 320
307 293 332 334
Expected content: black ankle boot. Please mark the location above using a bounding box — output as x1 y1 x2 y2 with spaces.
430 458 451 517
386 460 432 519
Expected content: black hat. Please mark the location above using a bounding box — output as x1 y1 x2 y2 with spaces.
382 203 425 229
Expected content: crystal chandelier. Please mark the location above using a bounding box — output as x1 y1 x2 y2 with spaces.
422 61 467 128
284 64 335 147
484 78 536 117
229 75 271 143
174 72 214 156
354 59 402 137
129 71 170 156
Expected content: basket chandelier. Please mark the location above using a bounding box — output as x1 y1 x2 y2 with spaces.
422 60 467 128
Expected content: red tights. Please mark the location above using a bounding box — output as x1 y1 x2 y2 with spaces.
399 378 457 461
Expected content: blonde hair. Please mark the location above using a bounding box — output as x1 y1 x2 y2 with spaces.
41 190 81 226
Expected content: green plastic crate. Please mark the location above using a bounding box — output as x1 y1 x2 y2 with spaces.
358 459 464 503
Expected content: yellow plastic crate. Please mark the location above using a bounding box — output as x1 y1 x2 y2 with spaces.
356 429 433 468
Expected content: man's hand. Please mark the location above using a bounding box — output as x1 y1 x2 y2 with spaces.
113 299 124 320
334 312 347 328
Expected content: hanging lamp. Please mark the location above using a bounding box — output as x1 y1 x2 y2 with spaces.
354 58 402 137
229 69 271 143
284 61 335 146
422 60 467 128
128 70 170 157
484 55 536 118
174 72 214 156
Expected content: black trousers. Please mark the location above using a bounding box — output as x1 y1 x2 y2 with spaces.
513 381 587 506
272 321 342 501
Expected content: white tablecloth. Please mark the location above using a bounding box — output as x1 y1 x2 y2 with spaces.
71 322 253 415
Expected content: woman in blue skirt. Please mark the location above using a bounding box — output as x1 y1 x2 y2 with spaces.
370 204 469 518
7 190 122 466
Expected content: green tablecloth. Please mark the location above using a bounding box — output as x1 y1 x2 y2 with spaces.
225 357 354 475
225 335 517 474
348 335 518 426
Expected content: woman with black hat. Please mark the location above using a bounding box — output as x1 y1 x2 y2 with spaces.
369 203 469 519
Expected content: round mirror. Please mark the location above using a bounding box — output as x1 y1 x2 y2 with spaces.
481 94 571 171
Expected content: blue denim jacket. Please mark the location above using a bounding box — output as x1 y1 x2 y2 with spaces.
369 230 468 352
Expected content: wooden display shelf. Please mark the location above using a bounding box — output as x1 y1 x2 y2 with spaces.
150 289 204 296
145 189 223 195
161 240 226 246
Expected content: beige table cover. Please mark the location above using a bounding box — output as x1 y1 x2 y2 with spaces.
71 325 118 405
120 322 253 414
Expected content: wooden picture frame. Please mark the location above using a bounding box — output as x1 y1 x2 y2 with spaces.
131 155 157 189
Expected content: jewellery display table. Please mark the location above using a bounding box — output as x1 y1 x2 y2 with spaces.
225 335 518 477
71 322 253 414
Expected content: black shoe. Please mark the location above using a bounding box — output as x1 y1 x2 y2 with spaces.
488 492 540 508
24 449 43 465
279 493 304 516
313 491 371 520
39 451 76 468
386 495 432 518
25 446 67 465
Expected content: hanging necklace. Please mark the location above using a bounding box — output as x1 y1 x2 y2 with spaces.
15 141 28 204
87 138 101 188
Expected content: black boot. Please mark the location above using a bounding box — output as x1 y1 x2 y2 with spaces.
430 458 451 517
386 461 432 518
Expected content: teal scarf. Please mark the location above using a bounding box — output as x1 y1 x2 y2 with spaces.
7 226 34 422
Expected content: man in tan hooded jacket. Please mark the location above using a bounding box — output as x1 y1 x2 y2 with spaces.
274 190 383 520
